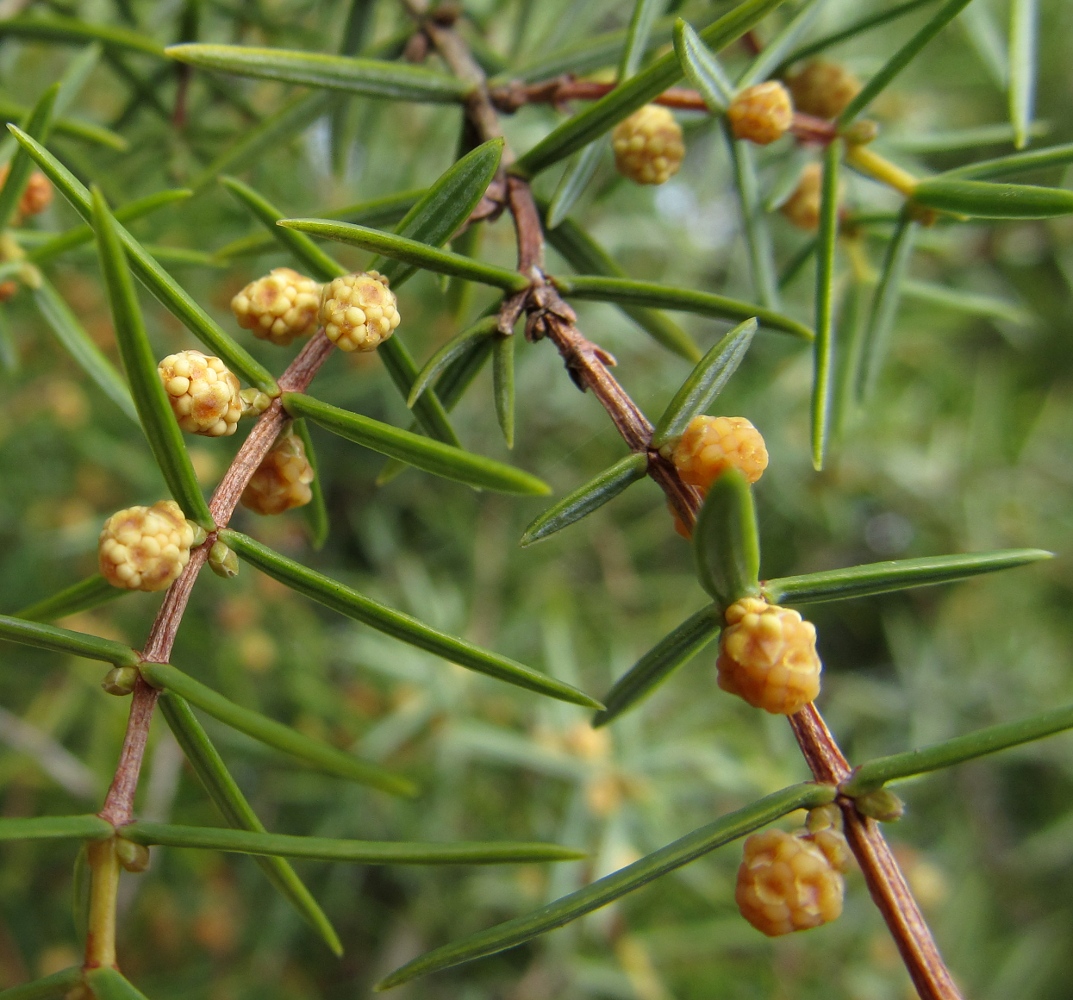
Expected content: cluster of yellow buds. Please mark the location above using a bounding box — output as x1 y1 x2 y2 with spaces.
319 271 401 352
158 350 243 437
787 60 861 121
611 104 686 185
240 429 315 515
0 165 53 222
780 162 824 231
98 500 197 592
716 596 822 715
231 267 323 346
736 805 849 936
727 81 794 145
663 415 769 538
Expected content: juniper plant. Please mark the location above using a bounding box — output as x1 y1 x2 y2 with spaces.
0 1 1070 998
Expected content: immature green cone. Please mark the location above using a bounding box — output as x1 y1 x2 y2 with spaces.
158 350 243 437
611 104 685 185
231 267 323 346
320 271 400 352
98 500 195 591
788 60 862 120
240 431 315 515
717 597 821 714
116 838 151 873
727 82 794 145
101 665 139 696
208 540 240 579
736 827 844 936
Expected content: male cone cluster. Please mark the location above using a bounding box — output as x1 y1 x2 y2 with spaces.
736 807 848 936
780 162 823 231
664 415 768 538
241 430 315 515
231 267 323 346
611 105 685 185
320 271 400 352
98 500 196 592
727 82 794 145
717 597 822 715
158 350 243 437
787 60 862 120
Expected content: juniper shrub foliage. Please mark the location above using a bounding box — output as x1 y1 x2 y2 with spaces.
0 1 1071 998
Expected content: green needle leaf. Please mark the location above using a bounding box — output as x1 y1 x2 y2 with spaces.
521 453 649 547
761 548 1053 604
900 279 1031 326
83 968 150 1000
142 662 414 796
278 219 529 292
158 693 342 955
283 393 549 495
0 15 164 56
90 185 213 529
620 0 666 79
726 130 779 310
292 419 329 550
192 92 333 192
842 702 1073 795
0 968 84 1000
220 529 602 710
736 0 824 89
775 0 938 72
837 0 977 127
376 782 834 989
544 215 700 360
693 469 761 609
0 815 113 841
1008 0 1038 149
166 44 472 103
0 97 125 151
652 318 757 448
938 141 1073 181
593 604 722 727
911 178 1073 219
812 140 841 471
673 21 734 112
8 126 279 395
0 84 58 233
0 614 140 667
498 17 676 85
14 575 126 623
28 188 192 266
214 188 420 261
859 212 916 400
32 278 137 423
221 174 346 281
546 141 604 229
374 138 504 287
492 334 515 448
554 274 813 340
513 1 790 177
408 316 500 408
120 822 585 865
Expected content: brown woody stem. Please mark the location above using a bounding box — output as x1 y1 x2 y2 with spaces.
420 13 962 1000
97 335 335 831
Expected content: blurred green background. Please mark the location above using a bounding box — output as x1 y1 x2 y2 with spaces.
0 0 1071 997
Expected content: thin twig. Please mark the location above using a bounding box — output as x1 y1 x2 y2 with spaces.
98 332 336 829
421 16 962 1000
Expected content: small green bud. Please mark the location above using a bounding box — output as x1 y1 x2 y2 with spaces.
843 119 879 146
101 665 139 696
854 787 905 822
240 387 273 417
209 540 239 579
187 520 208 547
115 837 151 873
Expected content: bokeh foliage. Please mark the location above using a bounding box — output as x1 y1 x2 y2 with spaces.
0 0 1070 997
